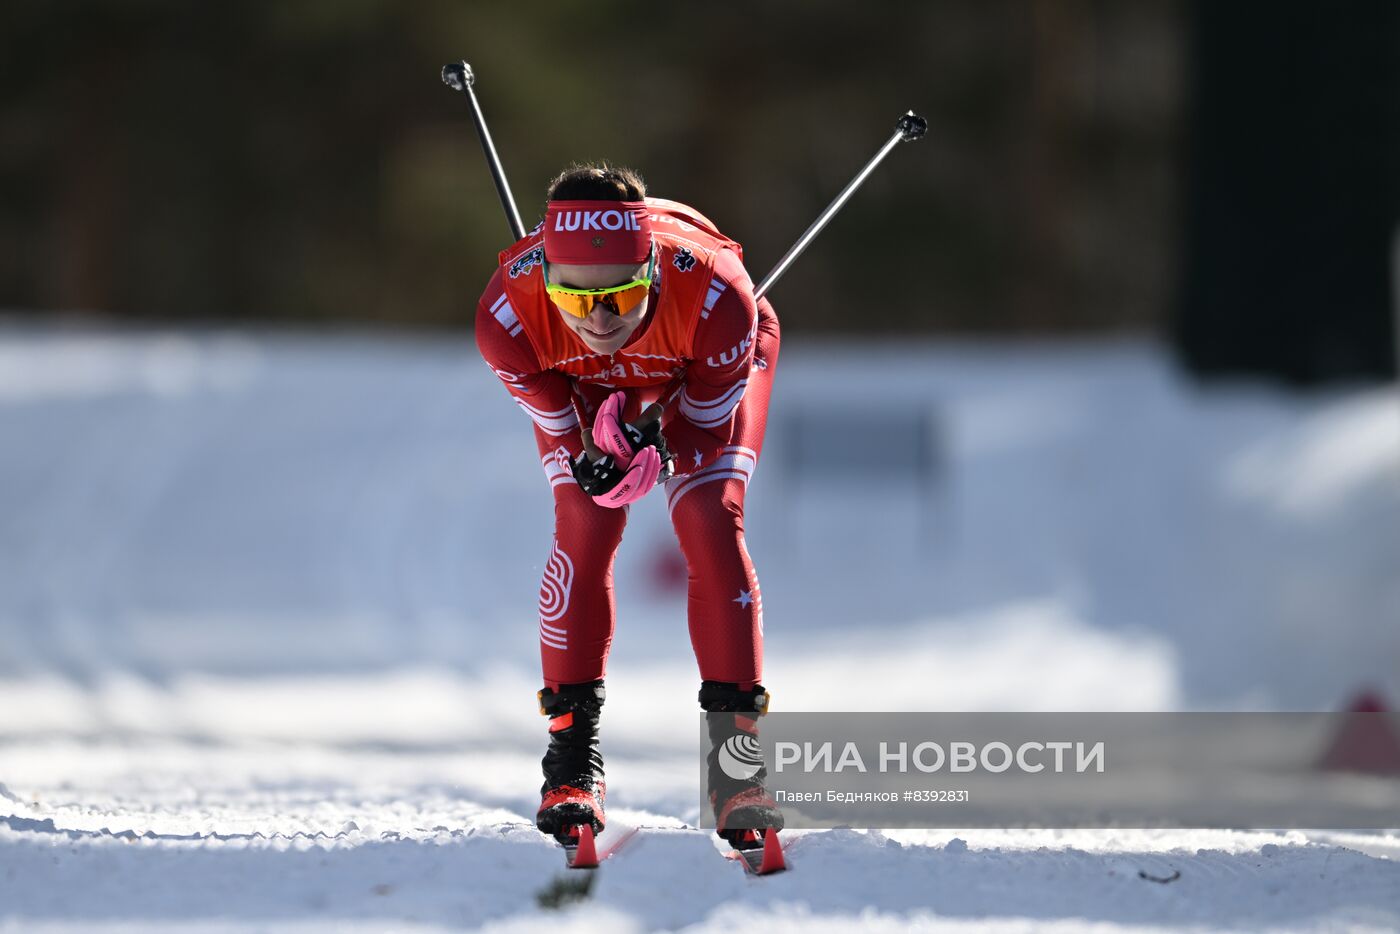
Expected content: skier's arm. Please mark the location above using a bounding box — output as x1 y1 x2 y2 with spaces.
475 273 589 482
661 250 759 474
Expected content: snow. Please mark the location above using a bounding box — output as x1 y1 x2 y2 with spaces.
1 326 1398 931
1225 392 1400 518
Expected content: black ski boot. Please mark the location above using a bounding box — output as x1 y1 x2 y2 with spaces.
535 680 606 842
699 680 784 850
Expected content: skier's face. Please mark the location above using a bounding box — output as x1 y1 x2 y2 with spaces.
548 260 651 354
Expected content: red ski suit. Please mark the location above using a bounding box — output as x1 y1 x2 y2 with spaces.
475 199 778 691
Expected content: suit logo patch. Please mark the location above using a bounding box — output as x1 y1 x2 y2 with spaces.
508 247 543 278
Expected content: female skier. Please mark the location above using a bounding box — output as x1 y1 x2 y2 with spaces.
474 163 781 848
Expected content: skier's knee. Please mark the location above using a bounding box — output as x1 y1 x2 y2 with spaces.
555 491 627 547
669 486 744 542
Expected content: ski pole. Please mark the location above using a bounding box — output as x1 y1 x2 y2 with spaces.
442 60 526 242
753 111 926 301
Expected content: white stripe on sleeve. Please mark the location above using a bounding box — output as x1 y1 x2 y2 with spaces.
515 398 580 436
679 380 748 428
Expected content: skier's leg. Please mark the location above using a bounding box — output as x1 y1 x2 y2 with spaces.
537 472 627 689
665 299 779 686
667 476 763 684
667 301 784 842
536 679 607 836
699 680 784 844
533 450 627 836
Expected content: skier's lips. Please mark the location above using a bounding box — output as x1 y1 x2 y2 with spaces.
580 320 625 338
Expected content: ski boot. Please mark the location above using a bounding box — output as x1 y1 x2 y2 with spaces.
700 680 784 853
535 680 607 845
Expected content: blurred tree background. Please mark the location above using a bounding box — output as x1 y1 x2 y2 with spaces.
0 1 1394 381
0 1 1182 331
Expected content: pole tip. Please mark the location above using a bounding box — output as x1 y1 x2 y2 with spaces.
897 111 928 142
441 61 474 91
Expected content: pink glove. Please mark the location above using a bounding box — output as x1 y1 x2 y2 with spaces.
591 445 662 508
592 391 636 468
583 391 669 507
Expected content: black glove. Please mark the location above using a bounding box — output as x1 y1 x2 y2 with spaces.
619 417 674 479
571 452 628 497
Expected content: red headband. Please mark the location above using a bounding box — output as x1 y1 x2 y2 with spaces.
542 200 653 265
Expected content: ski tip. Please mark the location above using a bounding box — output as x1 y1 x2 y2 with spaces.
757 827 786 874
570 823 599 869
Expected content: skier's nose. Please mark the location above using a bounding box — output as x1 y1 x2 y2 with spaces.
586 303 617 324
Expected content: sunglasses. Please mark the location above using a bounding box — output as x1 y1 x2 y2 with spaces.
544 251 655 319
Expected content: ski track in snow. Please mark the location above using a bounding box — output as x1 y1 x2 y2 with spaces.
2 809 1399 932
1 327 1398 931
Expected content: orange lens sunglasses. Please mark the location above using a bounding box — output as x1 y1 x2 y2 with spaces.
544 252 655 319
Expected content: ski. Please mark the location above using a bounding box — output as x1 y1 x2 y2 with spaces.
723 827 787 875
535 822 640 910
558 822 597 869
556 821 639 869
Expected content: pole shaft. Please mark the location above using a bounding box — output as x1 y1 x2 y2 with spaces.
457 74 526 242
754 127 907 301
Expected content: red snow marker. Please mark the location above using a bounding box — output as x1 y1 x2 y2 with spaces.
647 542 687 595
1343 689 1390 713
1317 689 1400 775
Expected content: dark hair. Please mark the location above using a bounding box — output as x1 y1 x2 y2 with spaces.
546 162 647 201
